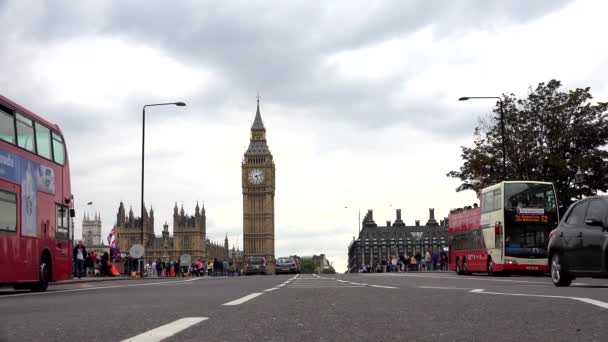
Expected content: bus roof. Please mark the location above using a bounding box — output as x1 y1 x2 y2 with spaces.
0 94 64 136
481 180 554 193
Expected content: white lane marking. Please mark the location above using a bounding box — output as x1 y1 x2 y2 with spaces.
422 286 608 310
264 288 278 292
418 286 475 290
369 285 398 289
222 293 264 306
0 278 201 299
121 317 207 342
277 284 286 287
289 285 366 288
575 298 608 309
364 272 554 285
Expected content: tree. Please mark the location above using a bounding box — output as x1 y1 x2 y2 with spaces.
448 80 608 211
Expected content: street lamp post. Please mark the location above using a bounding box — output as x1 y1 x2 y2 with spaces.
459 96 506 180
575 167 584 200
141 102 186 247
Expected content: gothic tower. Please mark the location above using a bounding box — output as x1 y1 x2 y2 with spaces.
242 97 275 265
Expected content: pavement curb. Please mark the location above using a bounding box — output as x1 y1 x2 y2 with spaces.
53 277 132 285
53 276 195 285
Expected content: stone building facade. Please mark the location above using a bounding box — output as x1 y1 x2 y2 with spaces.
82 212 102 246
115 202 237 264
347 208 449 273
242 98 276 266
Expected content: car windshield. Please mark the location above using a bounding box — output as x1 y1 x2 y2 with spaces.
277 258 292 264
249 257 265 264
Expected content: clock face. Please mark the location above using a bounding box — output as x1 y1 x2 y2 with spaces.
248 168 264 185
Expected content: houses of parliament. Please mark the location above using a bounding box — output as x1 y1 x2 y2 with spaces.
114 202 240 263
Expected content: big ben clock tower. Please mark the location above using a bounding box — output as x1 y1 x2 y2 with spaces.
242 97 275 268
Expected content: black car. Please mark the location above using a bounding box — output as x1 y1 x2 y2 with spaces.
547 196 608 286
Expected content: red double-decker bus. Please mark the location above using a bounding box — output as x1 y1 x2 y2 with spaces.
448 181 559 275
0 94 74 291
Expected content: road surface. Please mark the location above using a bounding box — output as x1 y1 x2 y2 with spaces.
1 272 607 341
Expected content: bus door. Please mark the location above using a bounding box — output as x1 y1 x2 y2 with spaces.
54 204 72 279
0 182 21 281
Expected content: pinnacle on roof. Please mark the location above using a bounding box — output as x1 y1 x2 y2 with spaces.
251 95 265 131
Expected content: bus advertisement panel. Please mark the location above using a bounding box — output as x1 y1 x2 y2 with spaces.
448 181 558 275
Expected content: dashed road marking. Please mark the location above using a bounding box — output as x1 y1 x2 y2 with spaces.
222 293 264 306
121 317 207 342
369 284 398 289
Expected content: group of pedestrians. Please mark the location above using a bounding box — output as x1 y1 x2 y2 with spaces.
72 240 111 278
189 257 239 277
145 257 239 277
146 259 182 277
360 249 449 273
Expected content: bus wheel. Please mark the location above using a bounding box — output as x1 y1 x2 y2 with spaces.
462 260 468 275
551 253 572 287
455 259 461 275
32 260 50 292
487 260 494 276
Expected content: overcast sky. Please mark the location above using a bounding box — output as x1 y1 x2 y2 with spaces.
2 0 607 272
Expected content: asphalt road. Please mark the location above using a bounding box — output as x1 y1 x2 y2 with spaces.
1 272 607 342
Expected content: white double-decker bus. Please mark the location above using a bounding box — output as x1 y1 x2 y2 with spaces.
449 181 559 275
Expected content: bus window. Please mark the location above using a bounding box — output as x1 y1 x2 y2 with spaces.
0 108 15 144
52 132 65 165
16 113 35 152
0 190 17 232
56 205 69 240
482 191 494 213
35 122 52 160
493 189 502 211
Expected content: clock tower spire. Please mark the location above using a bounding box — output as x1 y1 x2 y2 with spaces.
242 96 275 272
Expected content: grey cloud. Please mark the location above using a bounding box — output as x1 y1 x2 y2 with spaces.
0 0 573 135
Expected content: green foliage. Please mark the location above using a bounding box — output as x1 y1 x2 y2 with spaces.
322 266 336 274
300 258 315 273
448 80 608 210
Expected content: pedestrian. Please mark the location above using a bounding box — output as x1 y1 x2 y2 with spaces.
72 241 87 279
425 249 432 271
101 252 109 277
156 259 162 278
222 260 229 276
176 260 181 277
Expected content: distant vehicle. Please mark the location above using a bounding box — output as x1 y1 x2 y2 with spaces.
245 256 267 275
449 181 559 275
275 257 299 274
548 196 608 286
0 95 75 291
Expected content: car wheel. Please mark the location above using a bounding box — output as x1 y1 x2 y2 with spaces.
551 253 572 287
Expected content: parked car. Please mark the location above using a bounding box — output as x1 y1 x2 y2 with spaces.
245 256 267 275
275 257 300 274
548 196 608 286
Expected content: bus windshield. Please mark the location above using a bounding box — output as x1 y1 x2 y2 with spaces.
504 183 558 258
